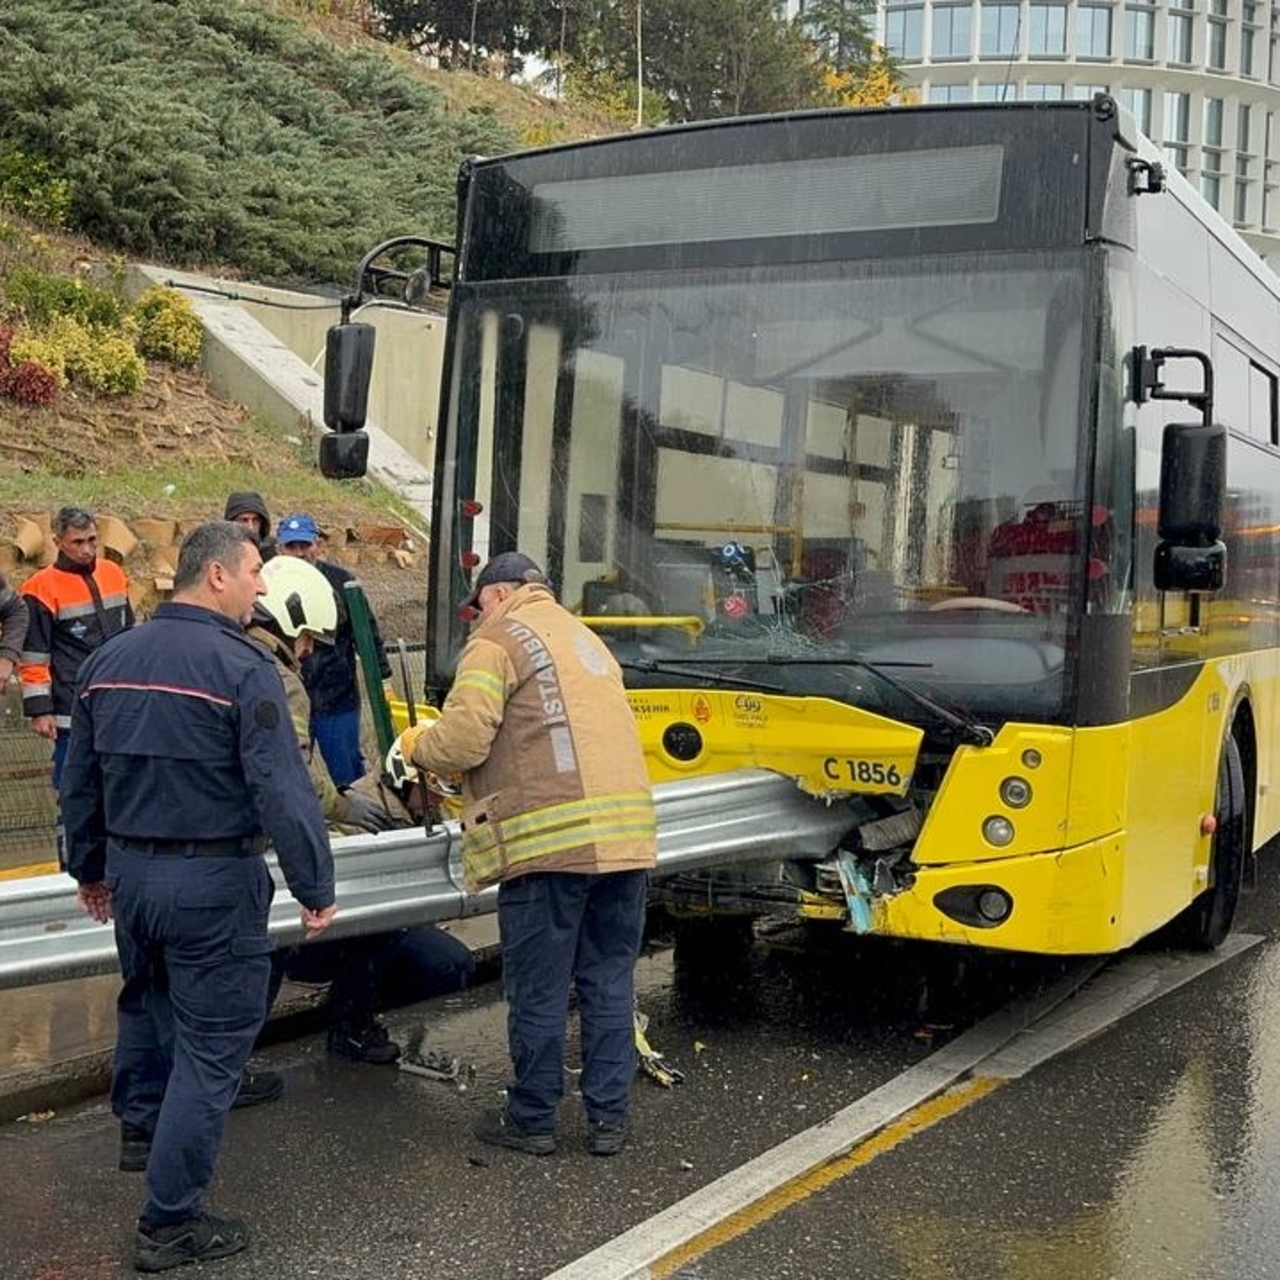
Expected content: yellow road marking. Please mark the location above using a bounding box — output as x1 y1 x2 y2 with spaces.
0 861 59 881
651 1076 1005 1278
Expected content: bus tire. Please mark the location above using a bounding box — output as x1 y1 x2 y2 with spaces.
1169 735 1247 951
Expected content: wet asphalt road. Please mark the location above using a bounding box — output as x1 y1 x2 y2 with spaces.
3 857 1280 1280
666 854 1280 1280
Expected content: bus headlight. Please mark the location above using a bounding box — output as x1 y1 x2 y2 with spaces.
983 815 1015 847
1021 748 1042 769
999 776 1032 808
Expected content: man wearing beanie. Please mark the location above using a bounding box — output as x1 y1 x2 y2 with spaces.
222 493 275 561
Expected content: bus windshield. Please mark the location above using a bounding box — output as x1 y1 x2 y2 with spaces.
444 249 1093 728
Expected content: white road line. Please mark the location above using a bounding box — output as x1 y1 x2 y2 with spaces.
543 936 1261 1280
980 932 1261 1079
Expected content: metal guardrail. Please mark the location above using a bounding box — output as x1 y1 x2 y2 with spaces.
0 770 852 990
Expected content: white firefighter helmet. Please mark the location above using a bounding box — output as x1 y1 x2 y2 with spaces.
258 556 338 641
384 739 420 790
384 737 462 798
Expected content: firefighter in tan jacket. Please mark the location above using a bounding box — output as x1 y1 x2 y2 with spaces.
398 552 656 1158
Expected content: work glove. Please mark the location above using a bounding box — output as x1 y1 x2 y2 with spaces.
339 789 396 834
398 722 431 765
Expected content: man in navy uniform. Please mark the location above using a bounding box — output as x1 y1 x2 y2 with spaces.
61 521 337 1274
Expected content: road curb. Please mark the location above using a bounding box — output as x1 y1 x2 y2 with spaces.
0 941 502 1124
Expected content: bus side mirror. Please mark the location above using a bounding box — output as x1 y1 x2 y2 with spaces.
320 322 375 479
1154 421 1227 592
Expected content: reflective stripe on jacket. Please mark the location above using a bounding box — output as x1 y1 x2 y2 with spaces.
19 555 132 725
410 583 656 890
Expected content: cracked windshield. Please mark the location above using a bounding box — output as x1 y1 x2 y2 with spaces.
462 254 1089 727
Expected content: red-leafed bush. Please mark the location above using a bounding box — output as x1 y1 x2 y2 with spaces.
0 359 60 405
0 323 15 368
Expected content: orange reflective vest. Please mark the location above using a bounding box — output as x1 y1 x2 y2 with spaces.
19 556 133 726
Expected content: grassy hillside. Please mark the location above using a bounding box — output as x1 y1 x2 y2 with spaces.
0 0 618 531
0 0 614 284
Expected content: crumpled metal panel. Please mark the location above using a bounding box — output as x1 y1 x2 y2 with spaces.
0 769 851 990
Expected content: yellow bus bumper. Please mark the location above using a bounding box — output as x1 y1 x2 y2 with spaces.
847 832 1132 955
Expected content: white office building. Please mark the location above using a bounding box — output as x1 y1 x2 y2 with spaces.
785 1 1280 262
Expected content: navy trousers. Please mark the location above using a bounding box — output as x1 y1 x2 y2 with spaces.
496 869 648 1132
106 843 274 1227
268 924 475 1025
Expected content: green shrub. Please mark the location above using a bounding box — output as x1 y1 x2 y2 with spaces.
3 266 128 329
8 328 67 382
0 150 71 229
133 287 203 367
64 324 146 394
11 315 145 395
0 1 516 280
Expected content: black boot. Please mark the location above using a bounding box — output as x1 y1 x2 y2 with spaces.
134 1211 249 1272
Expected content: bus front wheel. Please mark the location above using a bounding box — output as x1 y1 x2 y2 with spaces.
1169 735 1247 951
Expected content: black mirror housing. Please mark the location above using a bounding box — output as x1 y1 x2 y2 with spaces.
319 430 370 479
324 322 376 433
1158 421 1226 542
1154 540 1226 592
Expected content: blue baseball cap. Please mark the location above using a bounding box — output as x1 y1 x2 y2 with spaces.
277 513 320 545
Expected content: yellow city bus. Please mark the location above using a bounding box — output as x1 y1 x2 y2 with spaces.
337 95 1280 955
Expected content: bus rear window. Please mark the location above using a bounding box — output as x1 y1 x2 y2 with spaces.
528 145 1005 252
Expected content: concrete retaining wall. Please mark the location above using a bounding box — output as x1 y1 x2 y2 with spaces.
126 266 443 527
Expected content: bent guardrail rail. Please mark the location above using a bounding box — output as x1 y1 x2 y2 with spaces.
0 770 851 990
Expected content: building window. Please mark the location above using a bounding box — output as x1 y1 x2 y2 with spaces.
1125 6 1155 60
1240 103 1254 154
1024 83 1065 100
1071 83 1109 100
885 6 924 60
975 82 1015 102
1242 24 1257 77
932 5 973 59
1077 6 1113 58
1205 98 1224 149
1203 98 1225 211
1029 4 1067 56
929 84 972 102
1167 11 1193 65
1121 86 1153 135
1165 90 1191 172
980 4 1021 57
1165 92 1191 141
1208 18 1229 71
1236 178 1253 225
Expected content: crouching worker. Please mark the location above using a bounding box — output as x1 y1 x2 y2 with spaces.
253 558 473 1064
398 552 656 1157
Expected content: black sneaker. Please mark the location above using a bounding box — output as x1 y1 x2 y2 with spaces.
327 1020 401 1065
134 1211 249 1273
119 1123 152 1173
587 1119 626 1157
231 1069 284 1110
472 1108 556 1156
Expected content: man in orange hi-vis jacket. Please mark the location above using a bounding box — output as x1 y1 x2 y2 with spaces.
19 506 133 864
